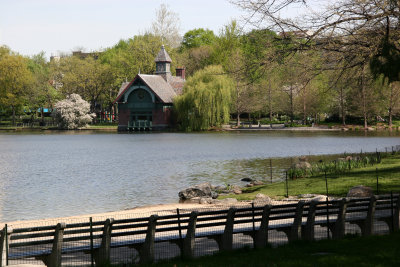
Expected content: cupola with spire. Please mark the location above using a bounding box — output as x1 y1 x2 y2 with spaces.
155 45 172 81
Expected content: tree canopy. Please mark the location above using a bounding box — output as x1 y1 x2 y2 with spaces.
174 65 234 131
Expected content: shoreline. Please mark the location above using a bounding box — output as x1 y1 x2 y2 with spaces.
1 203 215 227
1 198 301 228
2 124 399 132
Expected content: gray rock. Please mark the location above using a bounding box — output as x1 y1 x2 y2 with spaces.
253 193 272 204
199 197 213 204
347 185 373 197
252 180 264 186
293 161 312 169
178 182 213 200
180 197 201 204
230 185 242 190
233 189 242 195
211 191 219 199
311 195 328 202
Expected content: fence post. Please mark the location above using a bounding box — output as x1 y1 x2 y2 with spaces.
325 171 330 239
376 168 379 195
285 171 289 198
4 225 7 265
0 224 12 267
251 202 255 232
89 217 94 267
391 192 394 232
177 208 183 257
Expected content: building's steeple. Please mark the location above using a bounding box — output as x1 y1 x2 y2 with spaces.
155 45 172 81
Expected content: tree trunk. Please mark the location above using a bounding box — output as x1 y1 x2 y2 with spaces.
361 65 368 129
290 85 294 124
236 113 240 127
340 87 346 126
388 83 394 128
41 108 44 125
268 81 272 122
303 86 306 124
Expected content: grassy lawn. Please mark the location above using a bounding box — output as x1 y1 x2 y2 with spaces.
86 124 118 129
220 154 400 200
146 232 400 267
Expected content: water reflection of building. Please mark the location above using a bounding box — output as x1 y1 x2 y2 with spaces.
113 45 185 131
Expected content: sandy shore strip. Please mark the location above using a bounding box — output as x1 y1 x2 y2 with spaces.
1 203 214 228
1 199 302 228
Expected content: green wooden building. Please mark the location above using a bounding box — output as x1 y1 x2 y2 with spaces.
114 46 185 131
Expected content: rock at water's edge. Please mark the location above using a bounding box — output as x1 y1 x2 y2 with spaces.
179 182 219 200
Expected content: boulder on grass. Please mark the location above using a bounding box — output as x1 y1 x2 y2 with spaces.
253 193 272 204
347 185 374 197
179 182 216 200
293 161 312 169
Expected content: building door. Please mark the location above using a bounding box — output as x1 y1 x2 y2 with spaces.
127 89 154 129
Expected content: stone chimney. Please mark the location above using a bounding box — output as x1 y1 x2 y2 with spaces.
176 67 186 80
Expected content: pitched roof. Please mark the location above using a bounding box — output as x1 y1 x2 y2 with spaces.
116 82 130 99
113 74 177 104
154 45 172 63
138 74 177 103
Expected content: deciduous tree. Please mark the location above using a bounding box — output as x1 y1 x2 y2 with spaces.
0 50 33 125
53 94 95 129
174 65 234 131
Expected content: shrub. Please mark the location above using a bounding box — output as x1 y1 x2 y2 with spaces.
53 94 95 129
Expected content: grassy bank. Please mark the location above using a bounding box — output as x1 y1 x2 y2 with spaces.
0 124 117 131
146 232 400 267
220 154 400 200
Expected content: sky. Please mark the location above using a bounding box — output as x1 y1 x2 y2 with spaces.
0 0 247 58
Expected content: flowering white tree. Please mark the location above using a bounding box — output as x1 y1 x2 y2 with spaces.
53 94 95 129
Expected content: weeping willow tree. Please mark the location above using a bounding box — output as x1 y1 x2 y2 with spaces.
174 65 234 131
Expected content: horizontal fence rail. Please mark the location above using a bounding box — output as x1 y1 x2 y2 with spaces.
1 194 399 266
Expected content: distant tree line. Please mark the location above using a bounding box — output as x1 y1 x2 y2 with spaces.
0 1 399 130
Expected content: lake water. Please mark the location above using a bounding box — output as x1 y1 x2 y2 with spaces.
0 130 399 222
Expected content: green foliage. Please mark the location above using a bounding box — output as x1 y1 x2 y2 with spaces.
0 49 33 124
370 38 400 83
181 28 217 49
27 52 61 117
288 153 381 179
53 55 113 111
174 65 234 131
